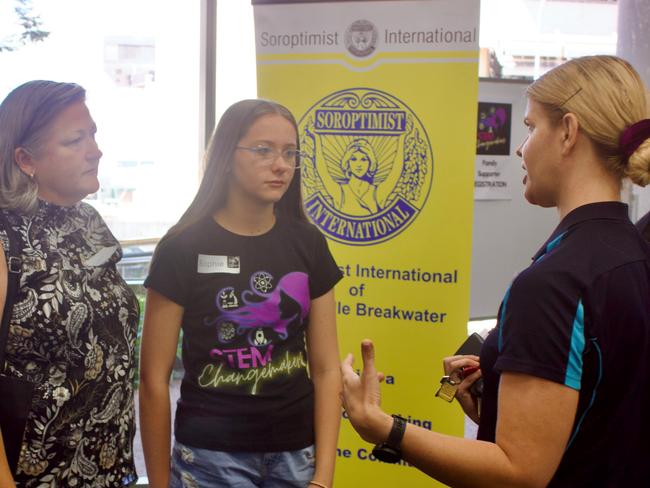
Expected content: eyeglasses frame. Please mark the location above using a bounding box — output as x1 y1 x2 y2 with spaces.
235 145 305 169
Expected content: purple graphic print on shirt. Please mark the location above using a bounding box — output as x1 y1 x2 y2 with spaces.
209 271 310 347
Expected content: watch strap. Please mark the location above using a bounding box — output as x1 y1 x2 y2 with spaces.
386 414 407 449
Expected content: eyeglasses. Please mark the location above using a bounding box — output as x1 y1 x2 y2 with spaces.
236 145 304 169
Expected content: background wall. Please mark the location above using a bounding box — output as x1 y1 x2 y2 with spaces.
469 79 557 319
618 0 650 222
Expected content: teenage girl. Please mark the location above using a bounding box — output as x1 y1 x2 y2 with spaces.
139 99 343 488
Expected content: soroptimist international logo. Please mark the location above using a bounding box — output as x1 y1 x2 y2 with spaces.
299 88 434 246
345 20 378 58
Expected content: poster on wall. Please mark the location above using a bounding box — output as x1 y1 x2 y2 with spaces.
252 1 480 486
475 101 513 200
477 102 511 155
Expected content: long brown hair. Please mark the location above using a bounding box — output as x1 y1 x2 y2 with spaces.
159 99 307 246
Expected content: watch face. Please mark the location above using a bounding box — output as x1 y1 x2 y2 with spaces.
372 444 402 464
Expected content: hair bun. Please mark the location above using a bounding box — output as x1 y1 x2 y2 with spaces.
620 119 650 162
626 137 650 187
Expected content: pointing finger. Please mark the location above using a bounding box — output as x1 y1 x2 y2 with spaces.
361 339 376 374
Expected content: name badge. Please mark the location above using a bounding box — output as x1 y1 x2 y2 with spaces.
83 245 118 267
197 254 240 274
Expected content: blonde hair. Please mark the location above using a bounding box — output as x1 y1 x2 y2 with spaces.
0 80 86 214
527 55 650 186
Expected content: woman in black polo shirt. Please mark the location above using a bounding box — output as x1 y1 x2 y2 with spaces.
341 55 650 487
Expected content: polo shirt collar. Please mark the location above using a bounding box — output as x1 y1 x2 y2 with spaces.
532 201 629 262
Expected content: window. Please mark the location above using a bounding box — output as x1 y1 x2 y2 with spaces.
0 1 201 480
0 0 202 242
215 0 257 119
479 0 618 79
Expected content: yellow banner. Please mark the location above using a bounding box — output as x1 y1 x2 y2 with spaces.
253 1 479 485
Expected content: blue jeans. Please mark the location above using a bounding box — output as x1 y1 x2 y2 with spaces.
169 441 315 488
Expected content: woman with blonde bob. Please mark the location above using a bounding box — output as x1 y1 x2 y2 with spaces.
341 55 650 487
0 80 139 487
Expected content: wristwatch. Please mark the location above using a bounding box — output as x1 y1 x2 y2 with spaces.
371 414 407 463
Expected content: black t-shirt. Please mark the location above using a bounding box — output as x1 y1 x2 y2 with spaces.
478 202 650 486
144 216 342 452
